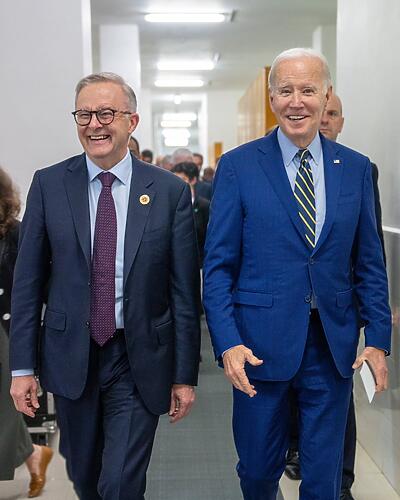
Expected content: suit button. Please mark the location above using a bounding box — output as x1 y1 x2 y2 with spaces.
305 295 312 303
85 321 90 327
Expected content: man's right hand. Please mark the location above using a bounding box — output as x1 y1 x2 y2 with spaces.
10 375 40 418
222 345 263 397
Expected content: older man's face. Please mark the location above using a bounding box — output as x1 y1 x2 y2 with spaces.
319 94 344 142
269 56 331 148
75 82 138 170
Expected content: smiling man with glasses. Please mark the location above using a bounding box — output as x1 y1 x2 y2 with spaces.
9 72 201 500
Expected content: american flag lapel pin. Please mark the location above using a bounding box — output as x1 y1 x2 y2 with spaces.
333 159 341 164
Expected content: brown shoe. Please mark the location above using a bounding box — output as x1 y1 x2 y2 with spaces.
28 445 53 498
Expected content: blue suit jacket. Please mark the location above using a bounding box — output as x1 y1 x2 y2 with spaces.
203 130 391 380
9 153 201 414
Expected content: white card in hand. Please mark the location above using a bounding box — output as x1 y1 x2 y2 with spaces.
360 361 376 403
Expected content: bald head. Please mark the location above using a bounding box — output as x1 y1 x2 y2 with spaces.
319 93 344 141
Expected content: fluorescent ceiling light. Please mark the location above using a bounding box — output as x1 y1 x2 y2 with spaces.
154 79 204 88
145 12 227 23
173 94 182 105
162 129 191 139
164 137 189 147
157 60 215 71
161 120 192 128
162 112 197 121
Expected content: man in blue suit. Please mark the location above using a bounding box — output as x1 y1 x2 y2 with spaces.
203 48 391 500
9 73 200 499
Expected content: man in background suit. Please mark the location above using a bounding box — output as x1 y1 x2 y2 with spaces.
285 92 386 500
9 72 200 500
203 48 391 499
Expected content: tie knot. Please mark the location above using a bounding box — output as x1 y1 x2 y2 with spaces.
297 149 310 163
98 171 116 188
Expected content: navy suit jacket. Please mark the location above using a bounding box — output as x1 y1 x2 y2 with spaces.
10 153 201 415
203 130 391 381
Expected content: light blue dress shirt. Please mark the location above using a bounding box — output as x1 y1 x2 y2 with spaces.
13 150 132 377
277 128 326 243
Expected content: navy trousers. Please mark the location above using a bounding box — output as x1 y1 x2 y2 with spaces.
233 313 353 500
54 335 159 500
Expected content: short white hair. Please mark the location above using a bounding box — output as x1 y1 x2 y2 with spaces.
268 48 331 92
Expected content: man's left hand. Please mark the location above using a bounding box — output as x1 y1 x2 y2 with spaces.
169 384 195 423
352 346 388 392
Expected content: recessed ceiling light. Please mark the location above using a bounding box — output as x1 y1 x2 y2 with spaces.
154 79 204 88
157 60 215 71
162 113 197 121
161 120 192 128
173 94 182 105
145 12 228 23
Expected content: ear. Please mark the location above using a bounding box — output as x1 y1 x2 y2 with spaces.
269 89 275 112
128 113 140 134
325 85 333 104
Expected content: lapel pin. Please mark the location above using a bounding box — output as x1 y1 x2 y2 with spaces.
139 194 150 205
333 159 341 164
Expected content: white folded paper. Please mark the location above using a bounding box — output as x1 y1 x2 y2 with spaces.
359 361 376 403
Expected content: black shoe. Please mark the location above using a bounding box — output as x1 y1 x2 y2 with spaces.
284 449 301 480
340 488 355 500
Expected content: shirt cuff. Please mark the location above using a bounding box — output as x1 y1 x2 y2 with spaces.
12 369 35 377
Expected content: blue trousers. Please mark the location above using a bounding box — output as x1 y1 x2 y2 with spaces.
54 335 159 500
233 314 353 500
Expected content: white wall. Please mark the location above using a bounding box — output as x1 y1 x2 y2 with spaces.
337 0 400 494
206 90 243 155
313 24 337 87
0 0 92 205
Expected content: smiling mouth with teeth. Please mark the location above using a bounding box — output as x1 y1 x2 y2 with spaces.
90 135 110 140
288 116 306 121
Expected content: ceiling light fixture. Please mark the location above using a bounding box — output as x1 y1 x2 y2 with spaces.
154 79 204 88
161 120 192 128
164 137 189 147
162 129 191 139
145 12 228 23
157 60 215 71
162 112 197 121
173 94 182 105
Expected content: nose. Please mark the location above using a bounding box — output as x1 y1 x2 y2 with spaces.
289 90 303 107
320 111 328 125
88 112 103 128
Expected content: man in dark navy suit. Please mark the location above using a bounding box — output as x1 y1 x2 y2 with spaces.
9 73 200 500
203 49 390 500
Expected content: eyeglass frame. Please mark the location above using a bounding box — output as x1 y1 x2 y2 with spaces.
71 108 134 126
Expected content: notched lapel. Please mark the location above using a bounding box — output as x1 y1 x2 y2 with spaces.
257 139 310 247
64 155 91 270
313 139 343 254
123 162 155 288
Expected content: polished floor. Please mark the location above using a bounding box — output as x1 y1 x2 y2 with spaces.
1 323 399 500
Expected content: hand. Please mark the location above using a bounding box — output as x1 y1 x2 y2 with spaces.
10 375 40 417
169 384 195 423
223 345 263 397
352 346 388 392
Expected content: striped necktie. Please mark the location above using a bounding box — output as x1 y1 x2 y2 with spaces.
294 149 316 249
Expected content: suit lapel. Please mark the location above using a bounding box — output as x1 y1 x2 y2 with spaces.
257 132 309 246
313 137 343 255
64 154 91 270
123 158 155 288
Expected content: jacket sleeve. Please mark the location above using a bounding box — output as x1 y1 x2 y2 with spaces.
203 154 244 359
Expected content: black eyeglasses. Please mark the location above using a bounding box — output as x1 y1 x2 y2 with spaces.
72 108 133 126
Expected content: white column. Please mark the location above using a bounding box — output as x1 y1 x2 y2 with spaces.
312 25 337 86
0 0 92 204
98 25 152 150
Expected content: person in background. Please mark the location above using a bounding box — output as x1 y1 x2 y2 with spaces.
171 161 210 268
193 153 203 171
285 92 386 500
160 154 173 171
202 166 215 184
141 148 153 163
203 48 390 500
0 167 53 497
171 148 194 166
128 136 140 158
9 72 200 500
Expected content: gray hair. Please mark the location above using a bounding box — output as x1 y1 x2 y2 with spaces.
171 148 194 166
75 72 137 112
268 48 331 92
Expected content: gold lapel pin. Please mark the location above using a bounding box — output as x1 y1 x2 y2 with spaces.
334 159 341 164
139 194 150 205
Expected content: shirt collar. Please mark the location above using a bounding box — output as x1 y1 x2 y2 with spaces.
277 128 322 168
86 149 132 185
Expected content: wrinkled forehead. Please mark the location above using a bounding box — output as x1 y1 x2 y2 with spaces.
75 82 128 107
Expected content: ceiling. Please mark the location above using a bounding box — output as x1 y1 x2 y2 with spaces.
91 0 337 94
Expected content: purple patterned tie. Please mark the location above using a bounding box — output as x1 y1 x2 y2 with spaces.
90 171 117 346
